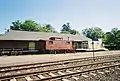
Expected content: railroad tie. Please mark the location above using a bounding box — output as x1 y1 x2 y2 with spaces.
10 78 17 81
76 70 81 72
25 76 33 81
58 71 65 75
0 69 5 71
26 69 31 72
62 79 70 81
5 72 11 76
72 76 79 80
98 71 104 74
49 72 56 77
81 74 88 78
105 70 110 73
16 71 21 74
19 67 23 69
102 66 106 67
62 64 66 67
37 74 46 79
90 72 96 76
27 66 31 68
116 68 120 70
66 70 74 73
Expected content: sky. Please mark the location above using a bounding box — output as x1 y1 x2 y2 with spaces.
0 0 120 33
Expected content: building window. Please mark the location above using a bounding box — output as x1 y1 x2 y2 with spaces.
29 42 35 49
81 41 88 49
49 41 53 44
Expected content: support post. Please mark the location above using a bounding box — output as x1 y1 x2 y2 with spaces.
55 50 56 54
92 41 95 61
64 50 66 54
2 48 4 55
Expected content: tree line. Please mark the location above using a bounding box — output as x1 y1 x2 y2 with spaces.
8 19 120 50
9 20 80 35
82 27 120 50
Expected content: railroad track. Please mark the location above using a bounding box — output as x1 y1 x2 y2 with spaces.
1 54 120 81
39 63 120 81
1 59 120 81
0 54 119 70
0 54 119 75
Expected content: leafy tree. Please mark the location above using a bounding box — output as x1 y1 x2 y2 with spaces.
116 30 120 45
103 28 120 50
61 22 79 35
111 28 118 35
61 22 71 32
45 24 57 33
103 32 114 45
82 27 104 40
10 20 22 30
70 29 80 35
111 28 118 45
10 20 57 33
39 24 57 33
20 20 39 31
10 20 39 31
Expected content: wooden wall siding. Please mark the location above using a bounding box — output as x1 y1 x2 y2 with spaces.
0 40 28 49
38 40 46 50
46 40 73 50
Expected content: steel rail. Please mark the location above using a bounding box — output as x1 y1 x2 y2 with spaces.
0 59 120 80
39 63 120 81
0 54 118 73
0 54 119 69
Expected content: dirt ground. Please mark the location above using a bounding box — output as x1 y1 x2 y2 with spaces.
0 51 120 66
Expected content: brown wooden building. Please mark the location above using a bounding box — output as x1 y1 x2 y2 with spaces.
0 30 91 55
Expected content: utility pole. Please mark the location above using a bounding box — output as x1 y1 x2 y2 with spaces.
92 27 95 61
92 41 95 61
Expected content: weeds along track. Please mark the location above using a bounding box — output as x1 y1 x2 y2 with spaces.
0 54 120 81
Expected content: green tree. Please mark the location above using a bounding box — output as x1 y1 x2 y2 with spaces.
82 27 104 40
111 28 118 35
70 29 80 35
61 22 71 32
20 20 39 31
61 22 79 35
39 24 57 33
103 32 114 45
116 30 120 45
10 20 57 33
103 28 120 50
10 20 39 31
10 20 22 30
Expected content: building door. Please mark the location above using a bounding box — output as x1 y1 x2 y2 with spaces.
28 42 35 50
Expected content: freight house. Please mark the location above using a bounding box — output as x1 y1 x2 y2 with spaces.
0 30 106 55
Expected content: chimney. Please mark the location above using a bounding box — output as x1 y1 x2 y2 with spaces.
68 37 69 41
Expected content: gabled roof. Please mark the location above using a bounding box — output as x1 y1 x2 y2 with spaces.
0 30 92 41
